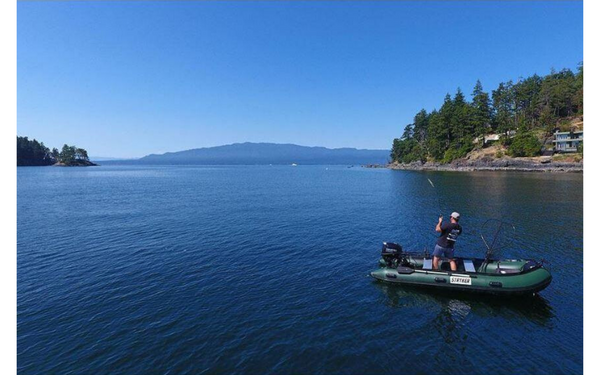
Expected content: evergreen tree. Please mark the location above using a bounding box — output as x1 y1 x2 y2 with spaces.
471 80 492 140
401 124 414 140
492 81 515 135
451 88 469 141
60 144 76 164
426 110 446 160
514 75 542 129
439 94 454 149
412 109 429 146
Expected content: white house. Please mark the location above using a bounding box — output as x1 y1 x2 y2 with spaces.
553 130 583 153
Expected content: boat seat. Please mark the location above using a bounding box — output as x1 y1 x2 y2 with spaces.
463 259 476 273
423 258 433 270
498 268 521 274
397 266 415 274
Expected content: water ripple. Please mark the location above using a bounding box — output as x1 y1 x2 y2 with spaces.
17 166 582 375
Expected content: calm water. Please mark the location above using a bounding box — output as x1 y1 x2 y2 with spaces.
17 165 583 375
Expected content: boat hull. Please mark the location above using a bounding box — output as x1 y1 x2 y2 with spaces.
370 266 552 296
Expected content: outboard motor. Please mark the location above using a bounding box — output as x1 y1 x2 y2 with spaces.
381 242 403 267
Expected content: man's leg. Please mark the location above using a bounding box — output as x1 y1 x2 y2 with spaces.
449 259 457 271
432 245 443 270
447 249 457 271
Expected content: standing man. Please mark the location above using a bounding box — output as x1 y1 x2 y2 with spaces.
433 212 462 271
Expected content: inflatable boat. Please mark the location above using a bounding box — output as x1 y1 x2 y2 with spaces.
370 242 552 296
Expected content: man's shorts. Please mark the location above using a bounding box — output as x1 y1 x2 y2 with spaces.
433 244 455 259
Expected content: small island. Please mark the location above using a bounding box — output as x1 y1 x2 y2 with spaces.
17 136 97 167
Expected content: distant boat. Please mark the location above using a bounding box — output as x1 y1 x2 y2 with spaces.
291 163 298 166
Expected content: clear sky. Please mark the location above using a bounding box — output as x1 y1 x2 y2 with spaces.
17 1 583 158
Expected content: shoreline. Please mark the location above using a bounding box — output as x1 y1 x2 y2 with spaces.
365 158 583 173
52 161 98 167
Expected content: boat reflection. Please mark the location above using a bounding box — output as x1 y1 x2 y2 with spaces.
373 281 554 327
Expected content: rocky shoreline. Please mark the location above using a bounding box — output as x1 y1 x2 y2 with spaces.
53 160 98 167
365 157 583 173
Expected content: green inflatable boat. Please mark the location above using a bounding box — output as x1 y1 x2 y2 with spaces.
370 242 552 296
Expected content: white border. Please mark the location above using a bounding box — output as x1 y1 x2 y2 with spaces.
5 1 591 374
584 1 595 374
1 0 16 374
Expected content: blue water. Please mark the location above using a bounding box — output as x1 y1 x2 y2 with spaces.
17 165 583 374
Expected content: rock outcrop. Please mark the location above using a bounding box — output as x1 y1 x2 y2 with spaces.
386 157 582 172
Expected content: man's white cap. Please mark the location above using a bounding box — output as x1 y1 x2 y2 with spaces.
451 212 460 219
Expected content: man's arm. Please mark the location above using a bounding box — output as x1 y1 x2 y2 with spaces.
436 216 443 232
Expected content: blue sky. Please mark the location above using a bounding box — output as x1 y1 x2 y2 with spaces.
18 1 583 158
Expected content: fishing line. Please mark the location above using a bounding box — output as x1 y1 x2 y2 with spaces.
427 178 443 218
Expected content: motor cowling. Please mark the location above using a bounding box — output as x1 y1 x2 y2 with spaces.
381 242 403 267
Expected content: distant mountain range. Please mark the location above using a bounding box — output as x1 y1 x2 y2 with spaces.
89 156 132 161
100 142 390 165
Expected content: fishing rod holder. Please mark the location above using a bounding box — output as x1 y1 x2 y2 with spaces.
480 218 516 257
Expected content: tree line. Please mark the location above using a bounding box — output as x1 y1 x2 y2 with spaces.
17 136 91 166
391 63 583 163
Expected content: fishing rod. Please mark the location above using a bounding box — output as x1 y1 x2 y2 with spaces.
427 178 482 239
427 178 444 218
427 178 493 243
480 219 516 271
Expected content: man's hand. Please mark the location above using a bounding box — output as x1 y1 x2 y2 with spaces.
436 216 443 232
438 216 443 223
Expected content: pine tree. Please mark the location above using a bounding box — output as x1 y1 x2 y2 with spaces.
471 80 492 140
413 109 429 146
439 94 454 148
492 81 515 135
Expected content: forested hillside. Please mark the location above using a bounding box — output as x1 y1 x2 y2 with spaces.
391 64 583 164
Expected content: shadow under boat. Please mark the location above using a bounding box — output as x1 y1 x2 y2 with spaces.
372 279 554 326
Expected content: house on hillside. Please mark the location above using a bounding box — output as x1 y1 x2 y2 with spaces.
474 131 517 146
483 134 500 144
553 130 583 153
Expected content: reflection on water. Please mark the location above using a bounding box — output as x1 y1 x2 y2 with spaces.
18 166 580 375
373 281 557 373
374 281 554 327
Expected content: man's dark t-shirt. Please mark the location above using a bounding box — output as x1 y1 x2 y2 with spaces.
436 222 462 249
